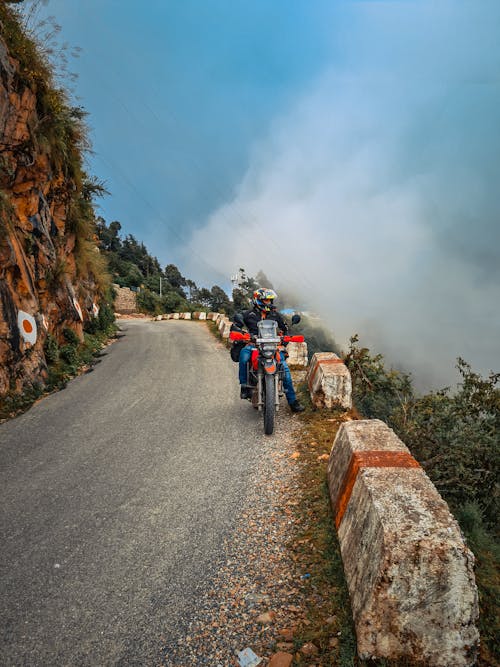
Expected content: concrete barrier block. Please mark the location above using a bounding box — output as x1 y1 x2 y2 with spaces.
207 312 219 320
218 317 231 338
286 341 308 368
327 419 479 666
192 312 207 320
306 352 352 410
221 322 231 338
172 312 180 320
181 312 192 320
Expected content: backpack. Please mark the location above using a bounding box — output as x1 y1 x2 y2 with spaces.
229 310 250 362
230 340 245 362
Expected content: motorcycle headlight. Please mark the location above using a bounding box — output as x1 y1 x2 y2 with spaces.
260 343 276 358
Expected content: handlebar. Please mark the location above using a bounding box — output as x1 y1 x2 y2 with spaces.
229 331 251 341
230 331 304 343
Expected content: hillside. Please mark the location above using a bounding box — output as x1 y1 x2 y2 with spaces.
0 3 111 401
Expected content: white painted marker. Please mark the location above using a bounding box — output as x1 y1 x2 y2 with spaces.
18 310 37 345
73 298 83 321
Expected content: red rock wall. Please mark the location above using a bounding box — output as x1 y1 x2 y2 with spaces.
0 32 100 396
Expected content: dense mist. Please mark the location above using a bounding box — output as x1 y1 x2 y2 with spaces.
185 0 500 390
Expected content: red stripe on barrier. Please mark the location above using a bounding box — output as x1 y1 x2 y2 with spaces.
334 450 420 529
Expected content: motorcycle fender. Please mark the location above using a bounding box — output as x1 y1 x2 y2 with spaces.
263 363 276 374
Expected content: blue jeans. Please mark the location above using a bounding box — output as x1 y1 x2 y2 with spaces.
239 345 297 404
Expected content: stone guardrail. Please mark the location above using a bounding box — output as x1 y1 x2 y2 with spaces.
327 419 479 666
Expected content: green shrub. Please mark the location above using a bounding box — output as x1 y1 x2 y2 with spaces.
62 327 80 347
0 383 44 421
136 288 163 315
98 302 115 331
43 333 59 364
345 334 414 423
346 337 499 527
59 344 78 365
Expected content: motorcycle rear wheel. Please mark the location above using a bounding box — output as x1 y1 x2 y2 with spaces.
263 373 275 435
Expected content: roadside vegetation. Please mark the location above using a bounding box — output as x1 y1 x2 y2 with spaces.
0 301 117 422
281 339 499 665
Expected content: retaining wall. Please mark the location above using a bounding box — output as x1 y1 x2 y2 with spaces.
113 284 138 314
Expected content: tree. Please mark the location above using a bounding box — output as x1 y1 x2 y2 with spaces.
185 279 197 302
209 285 232 313
96 218 122 253
196 288 212 308
232 288 251 312
164 263 185 288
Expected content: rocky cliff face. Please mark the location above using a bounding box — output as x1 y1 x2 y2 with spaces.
0 18 104 398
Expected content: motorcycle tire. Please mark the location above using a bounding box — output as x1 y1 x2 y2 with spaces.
263 373 275 435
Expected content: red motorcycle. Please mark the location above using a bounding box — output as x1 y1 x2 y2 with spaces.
230 317 304 435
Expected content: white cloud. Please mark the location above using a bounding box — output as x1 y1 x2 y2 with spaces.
186 1 500 389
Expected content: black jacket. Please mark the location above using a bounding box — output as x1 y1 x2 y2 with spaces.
242 306 289 337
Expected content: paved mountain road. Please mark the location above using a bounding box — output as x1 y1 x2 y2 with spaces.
0 320 271 666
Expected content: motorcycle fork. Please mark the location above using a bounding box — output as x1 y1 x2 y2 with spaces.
257 372 263 411
261 363 281 412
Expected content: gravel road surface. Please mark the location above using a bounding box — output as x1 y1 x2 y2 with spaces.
0 320 301 666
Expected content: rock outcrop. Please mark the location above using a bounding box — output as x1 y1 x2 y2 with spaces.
0 15 105 398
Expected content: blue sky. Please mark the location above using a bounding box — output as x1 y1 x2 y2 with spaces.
26 0 500 387
29 0 338 283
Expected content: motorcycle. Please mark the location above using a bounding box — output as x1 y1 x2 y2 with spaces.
229 314 304 435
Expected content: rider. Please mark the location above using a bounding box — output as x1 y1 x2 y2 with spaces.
237 288 304 413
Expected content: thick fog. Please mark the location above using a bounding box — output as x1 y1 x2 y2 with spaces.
185 1 500 390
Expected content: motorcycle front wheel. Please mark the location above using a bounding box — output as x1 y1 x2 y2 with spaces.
263 373 275 435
